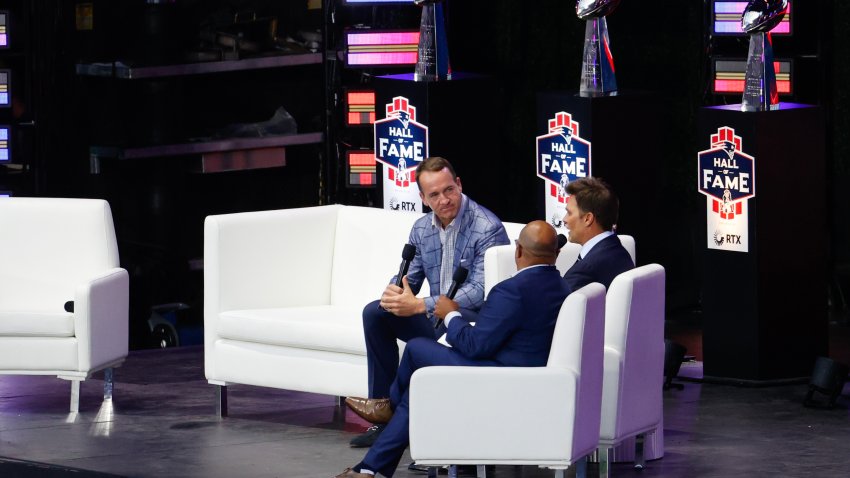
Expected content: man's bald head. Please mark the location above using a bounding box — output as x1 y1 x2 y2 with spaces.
515 220 559 269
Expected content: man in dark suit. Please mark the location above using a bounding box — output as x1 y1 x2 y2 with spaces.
335 221 572 478
562 177 634 290
354 157 510 447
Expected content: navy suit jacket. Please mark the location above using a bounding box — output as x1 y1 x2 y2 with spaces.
445 265 572 367
563 234 634 290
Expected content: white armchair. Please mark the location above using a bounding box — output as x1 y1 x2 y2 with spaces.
409 283 607 478
597 264 666 477
0 198 129 412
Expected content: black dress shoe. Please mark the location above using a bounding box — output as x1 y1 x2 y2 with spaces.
349 424 385 448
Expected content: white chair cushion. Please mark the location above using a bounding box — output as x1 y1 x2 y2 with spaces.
218 306 367 356
0 311 75 337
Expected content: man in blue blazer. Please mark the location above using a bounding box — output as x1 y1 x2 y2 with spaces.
354 157 510 447
337 221 572 478
562 177 634 290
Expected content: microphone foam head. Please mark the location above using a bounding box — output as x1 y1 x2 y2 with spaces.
402 243 417 260
557 234 568 249
453 266 469 284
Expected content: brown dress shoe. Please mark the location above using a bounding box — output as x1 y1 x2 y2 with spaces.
345 396 393 424
334 467 372 478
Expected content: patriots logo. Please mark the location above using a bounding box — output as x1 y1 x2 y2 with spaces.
395 110 410 129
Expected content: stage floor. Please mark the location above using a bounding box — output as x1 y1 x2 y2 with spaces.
1 345 849 478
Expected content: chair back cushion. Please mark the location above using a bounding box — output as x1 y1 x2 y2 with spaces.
0 198 119 311
330 206 423 306
600 263 665 440
547 283 606 458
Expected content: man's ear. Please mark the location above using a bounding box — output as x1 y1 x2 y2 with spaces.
584 211 596 227
455 176 463 191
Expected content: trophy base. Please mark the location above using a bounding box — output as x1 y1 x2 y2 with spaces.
741 102 780 112
414 73 452 82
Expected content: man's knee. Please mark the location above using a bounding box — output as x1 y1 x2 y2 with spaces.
363 299 387 329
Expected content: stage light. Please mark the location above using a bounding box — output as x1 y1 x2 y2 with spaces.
346 89 376 126
713 59 792 95
0 11 8 48
804 356 848 409
346 30 419 67
712 1 792 36
0 126 9 162
664 340 687 390
0 70 10 107
346 150 377 187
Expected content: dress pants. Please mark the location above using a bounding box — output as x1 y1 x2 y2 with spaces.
357 338 499 477
362 299 440 398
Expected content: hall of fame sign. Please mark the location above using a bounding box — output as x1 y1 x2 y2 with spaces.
536 111 591 233
374 96 429 212
697 126 756 252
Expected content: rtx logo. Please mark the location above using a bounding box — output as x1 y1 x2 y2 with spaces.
713 231 742 246
389 198 417 212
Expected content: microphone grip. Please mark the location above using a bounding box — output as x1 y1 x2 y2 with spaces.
395 260 411 288
434 280 460 329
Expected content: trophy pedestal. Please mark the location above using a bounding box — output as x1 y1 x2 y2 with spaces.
537 91 665 463
698 104 827 383
373 73 504 214
536 91 666 264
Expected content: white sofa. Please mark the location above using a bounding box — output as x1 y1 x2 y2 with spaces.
204 204 427 414
0 198 129 412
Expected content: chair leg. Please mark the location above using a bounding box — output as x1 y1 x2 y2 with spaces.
103 367 114 400
476 464 486 478
448 465 458 478
575 456 587 478
634 433 646 469
427 467 438 478
215 384 228 417
70 380 81 413
554 469 566 478
598 446 610 478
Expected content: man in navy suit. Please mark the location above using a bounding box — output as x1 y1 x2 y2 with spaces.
562 177 634 290
353 157 510 447
336 221 572 478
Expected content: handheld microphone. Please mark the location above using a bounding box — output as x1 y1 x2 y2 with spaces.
395 244 417 288
557 234 568 250
435 266 469 329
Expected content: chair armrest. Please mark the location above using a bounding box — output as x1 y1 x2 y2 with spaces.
409 366 579 461
74 267 129 372
483 245 516 298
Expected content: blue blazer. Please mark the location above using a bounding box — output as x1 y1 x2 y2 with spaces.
398 195 510 321
446 265 572 367
563 234 634 290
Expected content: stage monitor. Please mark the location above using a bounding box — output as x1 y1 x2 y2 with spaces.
713 58 792 95
346 89 376 126
0 126 9 162
346 30 419 68
0 70 10 107
346 150 377 187
712 1 792 36
0 11 8 48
